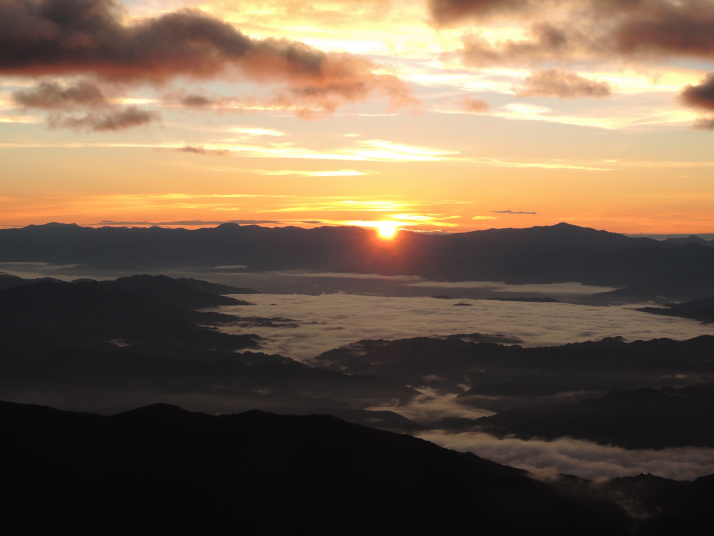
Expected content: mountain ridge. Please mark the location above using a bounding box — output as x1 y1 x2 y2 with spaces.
2 221 710 286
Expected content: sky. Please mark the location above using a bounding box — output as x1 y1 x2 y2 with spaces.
3 0 714 234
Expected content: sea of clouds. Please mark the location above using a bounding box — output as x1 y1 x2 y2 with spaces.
218 292 714 360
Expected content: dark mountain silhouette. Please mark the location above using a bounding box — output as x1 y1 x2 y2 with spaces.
315 335 714 414
4 400 714 535
590 271 714 304
638 297 714 323
173 276 259 294
545 472 714 535
662 236 714 246
0 271 61 289
0 277 257 352
103 273 254 308
0 276 418 417
473 386 714 449
3 221 714 286
0 400 632 535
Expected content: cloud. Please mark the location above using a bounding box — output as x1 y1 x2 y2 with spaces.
418 430 714 481
259 169 377 176
213 290 714 360
457 26 572 68
441 0 714 71
614 2 714 59
12 80 159 131
461 96 490 113
180 94 215 107
491 210 537 214
177 145 231 156
681 73 714 111
428 0 531 26
0 0 416 118
370 389 494 424
514 69 611 98
679 73 714 129
692 116 714 130
12 81 108 109
97 220 282 226
47 105 159 131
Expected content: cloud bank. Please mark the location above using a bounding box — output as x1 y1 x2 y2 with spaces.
11 79 159 131
419 430 714 480
2 0 416 127
216 292 714 360
434 0 714 70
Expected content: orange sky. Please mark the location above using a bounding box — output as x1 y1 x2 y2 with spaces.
3 0 714 234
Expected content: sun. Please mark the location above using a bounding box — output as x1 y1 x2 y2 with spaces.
375 221 399 240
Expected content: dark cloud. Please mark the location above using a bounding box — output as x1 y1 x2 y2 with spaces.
514 69 611 98
491 210 537 214
0 0 415 115
461 96 490 113
177 145 230 156
12 81 108 109
614 2 714 58
180 94 215 107
440 1 714 68
458 22 582 68
680 74 714 130
430 0 670 27
681 74 714 111
11 79 159 131
429 0 530 26
48 105 159 131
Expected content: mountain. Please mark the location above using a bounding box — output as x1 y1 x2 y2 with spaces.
0 277 257 352
663 236 714 246
638 297 714 323
315 335 714 414
3 222 714 286
174 277 259 295
545 472 714 535
0 271 62 289
590 271 714 304
103 273 254 308
0 400 629 535
0 275 417 417
472 386 714 449
5 400 714 535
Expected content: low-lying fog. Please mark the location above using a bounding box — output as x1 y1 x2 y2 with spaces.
217 292 714 360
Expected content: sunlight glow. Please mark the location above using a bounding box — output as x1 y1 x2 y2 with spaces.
375 221 399 239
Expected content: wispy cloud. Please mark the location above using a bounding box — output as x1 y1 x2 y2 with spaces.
514 69 611 99
156 138 460 163
97 219 283 226
258 169 378 176
491 210 537 215
419 430 714 481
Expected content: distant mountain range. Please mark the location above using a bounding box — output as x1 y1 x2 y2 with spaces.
3 399 713 535
3 222 714 288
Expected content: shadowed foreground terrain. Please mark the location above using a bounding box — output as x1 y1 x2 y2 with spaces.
4 400 713 535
